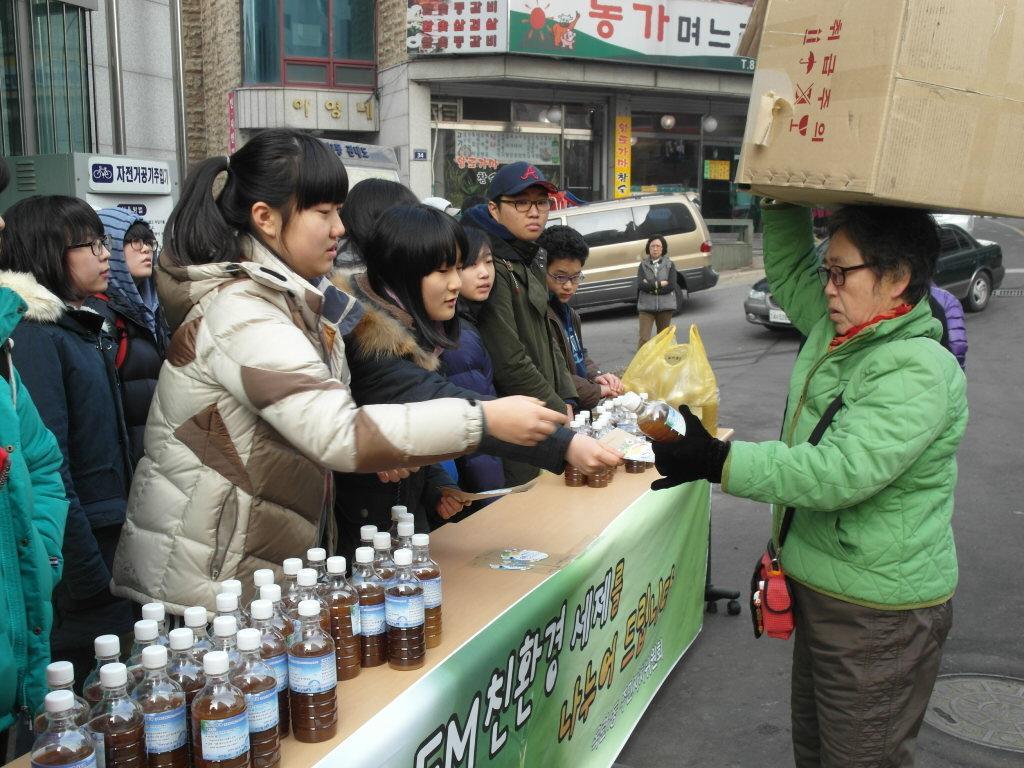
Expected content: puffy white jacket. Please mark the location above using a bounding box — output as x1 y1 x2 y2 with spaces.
111 236 485 614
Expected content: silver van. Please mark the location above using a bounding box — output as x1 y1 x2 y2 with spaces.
545 194 719 310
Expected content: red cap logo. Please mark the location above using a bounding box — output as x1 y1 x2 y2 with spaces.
520 166 540 181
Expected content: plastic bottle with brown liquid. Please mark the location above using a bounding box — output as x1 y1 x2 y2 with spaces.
233 629 281 768
306 547 328 587
372 532 398 588
131 646 188 768
248 599 290 740
359 525 378 550
395 521 415 554
620 391 687 442
191 652 249 768
210 616 242 673
410 534 443 649
83 635 121 705
140 604 169 647
258 584 293 642
251 569 275 615
34 662 91 733
385 548 426 671
295 568 331 637
287 599 338 743
183 607 214 661
126 620 160 690
30 690 97 767
280 558 303 618
214 593 245 633
219 581 249 627
350 546 387 667
86 663 146 768
387 505 407 550
166 629 204 760
324 556 361 681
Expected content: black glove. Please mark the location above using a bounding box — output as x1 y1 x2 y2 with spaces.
650 404 731 490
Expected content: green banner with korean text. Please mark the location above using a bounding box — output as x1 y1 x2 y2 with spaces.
327 481 710 767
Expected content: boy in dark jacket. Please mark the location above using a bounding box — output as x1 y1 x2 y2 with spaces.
462 163 577 485
538 226 624 411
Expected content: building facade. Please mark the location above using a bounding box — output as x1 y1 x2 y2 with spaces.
186 0 755 218
1 0 179 164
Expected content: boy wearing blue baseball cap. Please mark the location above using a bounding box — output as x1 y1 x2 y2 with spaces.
462 162 579 486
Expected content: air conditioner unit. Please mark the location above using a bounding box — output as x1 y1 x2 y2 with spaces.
430 101 460 122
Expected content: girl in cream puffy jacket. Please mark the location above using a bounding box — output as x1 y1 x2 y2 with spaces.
110 130 567 614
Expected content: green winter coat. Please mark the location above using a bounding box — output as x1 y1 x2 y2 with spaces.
721 204 967 610
0 288 68 731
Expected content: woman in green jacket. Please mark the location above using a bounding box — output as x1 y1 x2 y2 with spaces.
651 203 967 767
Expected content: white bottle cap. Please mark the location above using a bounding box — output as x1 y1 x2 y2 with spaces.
142 645 168 669
394 548 412 566
203 651 229 676
372 532 391 551
411 533 429 548
297 599 320 618
306 547 326 564
620 391 642 412
260 584 282 602
390 505 407 520
397 521 414 537
359 525 378 542
184 606 208 628
326 556 346 575
399 512 415 524
221 579 243 596
297 568 317 587
236 628 261 652
94 634 120 657
44 689 75 714
282 558 302 576
212 615 237 638
253 569 275 588
141 603 165 623
355 546 374 564
249 599 273 621
46 661 75 687
134 619 159 642
215 592 238 613
168 628 194 651
100 663 128 688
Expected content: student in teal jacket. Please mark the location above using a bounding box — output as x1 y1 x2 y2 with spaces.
650 202 967 768
0 287 69 757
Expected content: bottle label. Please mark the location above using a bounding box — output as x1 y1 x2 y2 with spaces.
287 652 337 694
266 652 288 694
199 711 249 762
349 602 361 636
32 755 97 768
664 407 687 437
143 704 188 754
290 619 301 646
245 688 280 733
385 593 425 629
419 577 443 609
360 602 385 637
85 727 105 768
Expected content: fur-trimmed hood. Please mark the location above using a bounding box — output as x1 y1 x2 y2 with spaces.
0 271 67 324
330 271 439 372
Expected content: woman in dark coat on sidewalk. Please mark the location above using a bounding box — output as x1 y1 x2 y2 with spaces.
0 196 134 684
86 208 168 468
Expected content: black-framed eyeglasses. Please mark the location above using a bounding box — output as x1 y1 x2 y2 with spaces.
67 234 112 257
126 237 158 253
498 197 552 213
547 271 585 285
816 263 869 287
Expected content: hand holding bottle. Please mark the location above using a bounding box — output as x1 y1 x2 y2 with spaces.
565 434 623 474
649 404 731 489
481 396 569 446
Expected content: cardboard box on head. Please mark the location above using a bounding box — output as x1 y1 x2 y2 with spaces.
736 0 1024 218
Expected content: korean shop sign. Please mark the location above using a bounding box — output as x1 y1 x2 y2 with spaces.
508 0 755 72
408 0 509 55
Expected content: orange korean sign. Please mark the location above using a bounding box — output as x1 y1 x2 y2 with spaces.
614 115 631 198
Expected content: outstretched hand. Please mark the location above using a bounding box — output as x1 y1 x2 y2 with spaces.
649 404 731 490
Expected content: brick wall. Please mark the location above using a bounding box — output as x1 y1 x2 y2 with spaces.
379 0 410 70
182 0 241 164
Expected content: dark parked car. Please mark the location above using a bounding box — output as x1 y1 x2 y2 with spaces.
745 224 1005 330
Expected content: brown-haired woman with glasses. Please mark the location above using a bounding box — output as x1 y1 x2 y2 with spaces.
0 195 135 684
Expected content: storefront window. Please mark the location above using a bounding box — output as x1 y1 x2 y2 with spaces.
0 0 24 155
30 0 91 154
243 0 376 89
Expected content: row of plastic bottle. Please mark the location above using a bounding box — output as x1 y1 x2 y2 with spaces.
29 523 443 767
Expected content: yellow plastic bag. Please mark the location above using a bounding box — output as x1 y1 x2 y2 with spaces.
622 324 719 436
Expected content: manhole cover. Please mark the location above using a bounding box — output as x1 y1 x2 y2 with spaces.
924 674 1024 753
